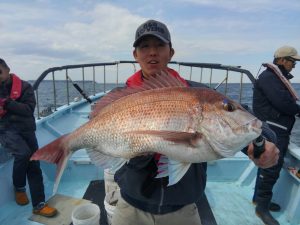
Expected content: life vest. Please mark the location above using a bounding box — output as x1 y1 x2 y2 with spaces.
0 74 22 117
262 63 299 100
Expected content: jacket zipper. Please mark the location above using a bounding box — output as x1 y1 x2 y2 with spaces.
158 179 164 214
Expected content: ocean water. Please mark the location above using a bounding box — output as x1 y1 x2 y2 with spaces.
32 81 300 146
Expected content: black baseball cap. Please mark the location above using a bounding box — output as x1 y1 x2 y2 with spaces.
133 19 171 47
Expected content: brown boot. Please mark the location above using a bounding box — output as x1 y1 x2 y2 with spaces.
33 204 57 217
15 191 29 205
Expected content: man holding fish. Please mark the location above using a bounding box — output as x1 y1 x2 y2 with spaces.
31 20 279 225
110 20 279 225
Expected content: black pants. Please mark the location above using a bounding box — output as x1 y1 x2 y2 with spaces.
0 129 45 207
253 133 289 206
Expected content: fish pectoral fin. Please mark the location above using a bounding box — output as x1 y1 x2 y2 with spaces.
86 149 127 171
169 159 191 186
155 155 169 178
154 159 191 185
127 130 203 147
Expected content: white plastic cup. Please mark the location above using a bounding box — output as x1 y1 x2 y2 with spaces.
71 203 100 225
104 189 120 225
104 169 119 194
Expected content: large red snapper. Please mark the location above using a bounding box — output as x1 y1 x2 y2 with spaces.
31 71 262 192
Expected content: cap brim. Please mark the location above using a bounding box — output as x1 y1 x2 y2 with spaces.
133 34 170 47
291 55 300 61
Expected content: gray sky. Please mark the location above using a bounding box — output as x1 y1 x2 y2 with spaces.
1 0 300 82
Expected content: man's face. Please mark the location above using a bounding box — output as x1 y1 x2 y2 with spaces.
0 65 10 83
278 57 297 72
133 36 174 78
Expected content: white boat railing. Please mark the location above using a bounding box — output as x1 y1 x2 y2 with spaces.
32 61 256 119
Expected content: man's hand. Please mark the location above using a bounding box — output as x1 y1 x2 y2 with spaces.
247 140 279 169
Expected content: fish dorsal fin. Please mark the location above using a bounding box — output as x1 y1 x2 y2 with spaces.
90 87 135 118
90 70 186 118
136 70 186 90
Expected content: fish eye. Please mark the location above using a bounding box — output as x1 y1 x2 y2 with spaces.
222 99 235 112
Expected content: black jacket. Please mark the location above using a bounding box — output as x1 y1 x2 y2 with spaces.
0 75 36 132
253 66 300 135
115 157 207 214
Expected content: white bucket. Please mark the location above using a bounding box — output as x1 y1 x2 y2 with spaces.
104 169 119 194
71 203 100 225
104 189 120 225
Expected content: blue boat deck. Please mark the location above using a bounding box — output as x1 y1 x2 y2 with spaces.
0 158 296 225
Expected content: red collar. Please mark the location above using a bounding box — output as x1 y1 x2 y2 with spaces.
0 74 22 117
126 68 188 87
10 74 22 100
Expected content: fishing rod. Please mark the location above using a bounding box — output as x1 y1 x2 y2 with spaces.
66 75 92 104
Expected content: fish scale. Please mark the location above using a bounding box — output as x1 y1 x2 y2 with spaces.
71 97 196 156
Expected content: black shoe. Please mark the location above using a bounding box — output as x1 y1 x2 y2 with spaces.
269 202 281 212
255 207 280 225
253 201 281 212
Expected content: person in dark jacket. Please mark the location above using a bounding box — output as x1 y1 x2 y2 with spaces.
111 19 280 225
252 46 300 225
0 58 57 217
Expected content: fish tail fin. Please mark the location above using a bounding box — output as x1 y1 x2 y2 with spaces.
52 151 72 195
30 134 72 194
